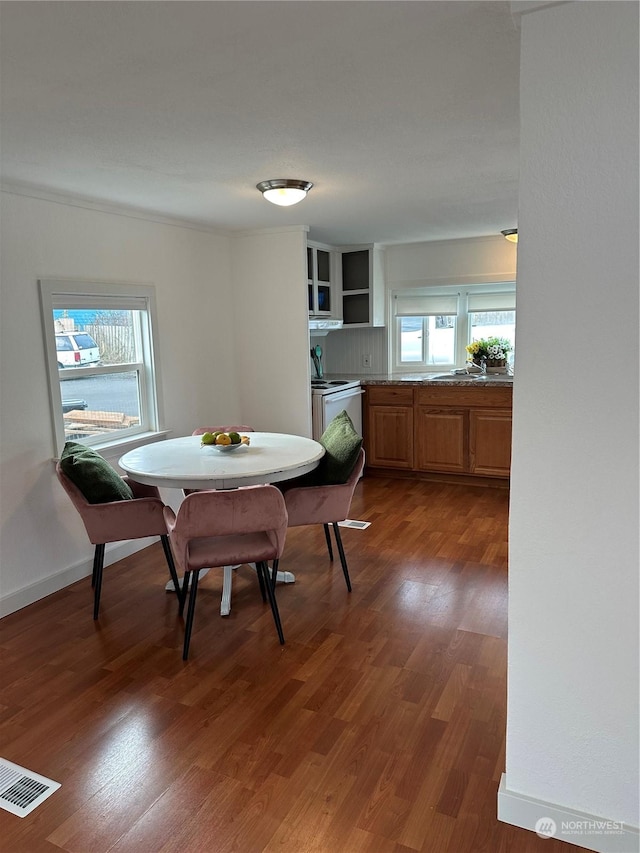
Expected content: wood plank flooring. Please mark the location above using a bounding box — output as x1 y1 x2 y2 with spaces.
0 476 584 852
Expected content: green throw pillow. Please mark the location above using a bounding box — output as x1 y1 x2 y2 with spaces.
316 410 363 485
60 441 133 503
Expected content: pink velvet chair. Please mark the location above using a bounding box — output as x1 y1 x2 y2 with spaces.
163 484 288 660
55 462 182 619
281 448 365 592
178 426 257 605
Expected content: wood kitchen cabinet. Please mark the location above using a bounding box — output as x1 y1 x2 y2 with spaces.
469 407 512 477
364 386 414 469
364 383 512 481
416 386 512 479
415 406 467 473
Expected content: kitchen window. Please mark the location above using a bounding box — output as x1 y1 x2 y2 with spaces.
39 279 164 455
392 284 516 372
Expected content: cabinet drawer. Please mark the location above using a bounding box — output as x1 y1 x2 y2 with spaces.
416 386 512 408
365 385 414 406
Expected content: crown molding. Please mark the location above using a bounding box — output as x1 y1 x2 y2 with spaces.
0 181 230 236
383 233 517 250
233 224 310 239
510 1 570 18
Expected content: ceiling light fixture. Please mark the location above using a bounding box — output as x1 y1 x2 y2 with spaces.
501 228 518 243
256 179 313 207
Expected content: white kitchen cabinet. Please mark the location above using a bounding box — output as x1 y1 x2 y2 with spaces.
307 240 338 318
340 244 385 327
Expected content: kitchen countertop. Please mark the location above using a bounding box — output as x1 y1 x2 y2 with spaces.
323 373 514 387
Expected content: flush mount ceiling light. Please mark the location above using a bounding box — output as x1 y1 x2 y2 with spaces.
256 179 313 207
501 228 518 243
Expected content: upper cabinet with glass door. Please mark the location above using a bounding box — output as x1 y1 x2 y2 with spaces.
307 241 338 318
341 244 385 327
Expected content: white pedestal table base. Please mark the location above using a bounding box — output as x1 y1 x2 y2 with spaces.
165 565 296 616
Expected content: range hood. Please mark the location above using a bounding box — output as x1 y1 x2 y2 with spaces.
309 317 342 332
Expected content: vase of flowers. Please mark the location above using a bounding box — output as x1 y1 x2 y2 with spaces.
466 337 512 373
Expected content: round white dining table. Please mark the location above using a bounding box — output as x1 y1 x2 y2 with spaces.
119 432 324 616
119 432 324 491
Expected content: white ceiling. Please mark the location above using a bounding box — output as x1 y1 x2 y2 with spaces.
0 1 520 246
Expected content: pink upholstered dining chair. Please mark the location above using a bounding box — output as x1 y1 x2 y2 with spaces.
55 462 182 619
281 448 365 592
169 425 257 602
163 484 288 660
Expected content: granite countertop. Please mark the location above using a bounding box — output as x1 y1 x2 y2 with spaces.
324 372 514 387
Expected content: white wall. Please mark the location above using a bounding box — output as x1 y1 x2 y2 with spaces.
385 234 517 288
0 195 320 615
324 235 517 375
322 325 388 376
0 191 238 613
504 0 639 839
231 226 312 436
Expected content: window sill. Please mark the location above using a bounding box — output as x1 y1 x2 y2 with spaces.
87 430 172 463
53 432 173 463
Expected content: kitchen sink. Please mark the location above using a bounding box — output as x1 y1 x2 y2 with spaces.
429 373 482 380
427 373 513 382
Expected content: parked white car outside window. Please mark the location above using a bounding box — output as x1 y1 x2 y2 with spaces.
55 332 100 368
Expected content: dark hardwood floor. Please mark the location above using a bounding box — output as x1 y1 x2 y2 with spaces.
0 476 583 852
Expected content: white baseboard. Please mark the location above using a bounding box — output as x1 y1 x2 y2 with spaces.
0 538 154 618
498 774 639 853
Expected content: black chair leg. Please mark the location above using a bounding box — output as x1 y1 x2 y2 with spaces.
323 524 334 561
91 545 101 589
256 562 267 602
179 572 191 616
269 558 279 591
259 561 285 645
93 543 106 619
331 523 352 592
160 535 183 605
182 570 200 660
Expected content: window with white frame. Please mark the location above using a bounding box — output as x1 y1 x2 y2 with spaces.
39 280 164 453
392 284 516 371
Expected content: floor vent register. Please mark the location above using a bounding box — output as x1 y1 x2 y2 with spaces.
0 758 61 817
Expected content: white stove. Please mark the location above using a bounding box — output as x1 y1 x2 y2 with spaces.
311 378 362 396
310 378 363 441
